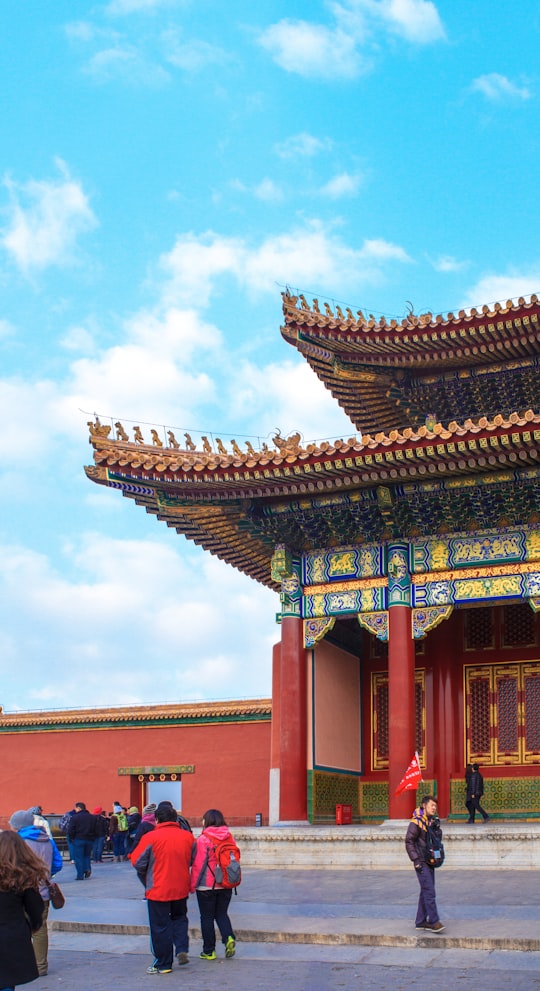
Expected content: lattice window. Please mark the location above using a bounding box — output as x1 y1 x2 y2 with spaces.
495 671 519 759
372 670 425 770
464 608 494 651
415 680 424 754
468 672 491 757
372 676 389 767
523 666 540 759
466 662 540 765
502 603 537 648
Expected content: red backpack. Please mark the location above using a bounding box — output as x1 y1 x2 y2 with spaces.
210 836 242 889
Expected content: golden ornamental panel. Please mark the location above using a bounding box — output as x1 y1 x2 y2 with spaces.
304 617 336 648
412 605 453 639
358 611 388 642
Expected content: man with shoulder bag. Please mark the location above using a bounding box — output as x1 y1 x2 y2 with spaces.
405 795 445 934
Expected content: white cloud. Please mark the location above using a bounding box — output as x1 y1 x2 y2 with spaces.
230 178 284 202
62 307 221 427
461 270 540 312
105 0 176 14
158 223 412 306
258 19 366 79
258 0 444 79
430 254 468 273
64 21 102 42
0 218 411 476
83 44 170 85
1 161 97 273
0 303 225 470
0 536 277 710
274 132 333 159
60 324 99 353
360 237 411 262
0 318 15 339
471 73 531 101
162 29 228 72
373 0 445 43
320 172 363 198
254 178 284 202
0 379 63 463
228 359 357 443
158 233 245 307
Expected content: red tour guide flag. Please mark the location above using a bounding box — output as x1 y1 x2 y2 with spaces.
395 752 423 796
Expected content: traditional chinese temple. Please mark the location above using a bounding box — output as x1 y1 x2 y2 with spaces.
83 291 540 823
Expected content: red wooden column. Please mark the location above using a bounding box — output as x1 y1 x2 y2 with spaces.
387 543 416 819
269 641 282 824
277 614 308 822
269 545 308 823
432 614 459 818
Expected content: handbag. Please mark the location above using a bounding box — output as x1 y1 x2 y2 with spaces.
48 881 65 910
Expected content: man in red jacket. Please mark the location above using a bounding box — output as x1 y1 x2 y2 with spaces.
129 801 195 974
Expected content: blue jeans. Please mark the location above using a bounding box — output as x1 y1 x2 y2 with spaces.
112 832 126 857
72 837 93 879
147 898 188 970
414 864 439 925
196 888 234 953
92 836 105 861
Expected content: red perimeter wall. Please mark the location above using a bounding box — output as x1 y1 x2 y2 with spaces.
0 720 271 827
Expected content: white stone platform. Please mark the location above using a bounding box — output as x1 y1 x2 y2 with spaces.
233 821 540 870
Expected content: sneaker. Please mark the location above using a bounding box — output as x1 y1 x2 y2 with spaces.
146 965 173 974
225 936 236 958
428 922 446 933
176 952 189 965
199 951 216 961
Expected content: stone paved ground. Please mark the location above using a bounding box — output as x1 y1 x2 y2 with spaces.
35 860 540 989
40 940 540 991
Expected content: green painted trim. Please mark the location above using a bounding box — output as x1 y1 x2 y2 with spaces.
0 713 271 734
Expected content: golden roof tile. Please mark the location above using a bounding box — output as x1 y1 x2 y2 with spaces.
0 698 272 730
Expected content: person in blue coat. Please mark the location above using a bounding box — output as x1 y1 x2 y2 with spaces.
10 809 63 977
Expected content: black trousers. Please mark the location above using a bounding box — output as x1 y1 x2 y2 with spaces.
147 897 188 970
196 888 234 954
470 796 489 822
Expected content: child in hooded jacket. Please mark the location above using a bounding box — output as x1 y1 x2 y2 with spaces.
190 809 236 960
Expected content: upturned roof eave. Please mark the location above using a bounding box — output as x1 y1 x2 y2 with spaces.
86 409 540 499
281 291 540 362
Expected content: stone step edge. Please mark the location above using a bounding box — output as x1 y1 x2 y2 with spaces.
50 921 540 953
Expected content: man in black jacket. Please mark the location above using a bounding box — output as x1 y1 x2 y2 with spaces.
405 795 445 933
68 802 96 880
469 764 490 823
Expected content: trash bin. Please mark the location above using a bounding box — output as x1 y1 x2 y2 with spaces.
255 813 263 826
335 803 353 825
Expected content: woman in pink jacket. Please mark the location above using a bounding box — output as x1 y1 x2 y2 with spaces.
190 809 236 960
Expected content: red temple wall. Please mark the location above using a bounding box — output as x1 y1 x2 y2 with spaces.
0 719 271 827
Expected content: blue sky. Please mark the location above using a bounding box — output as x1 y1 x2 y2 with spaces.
1 0 539 711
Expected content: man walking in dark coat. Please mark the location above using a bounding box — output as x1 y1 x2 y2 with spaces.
469 763 490 823
68 802 96 880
